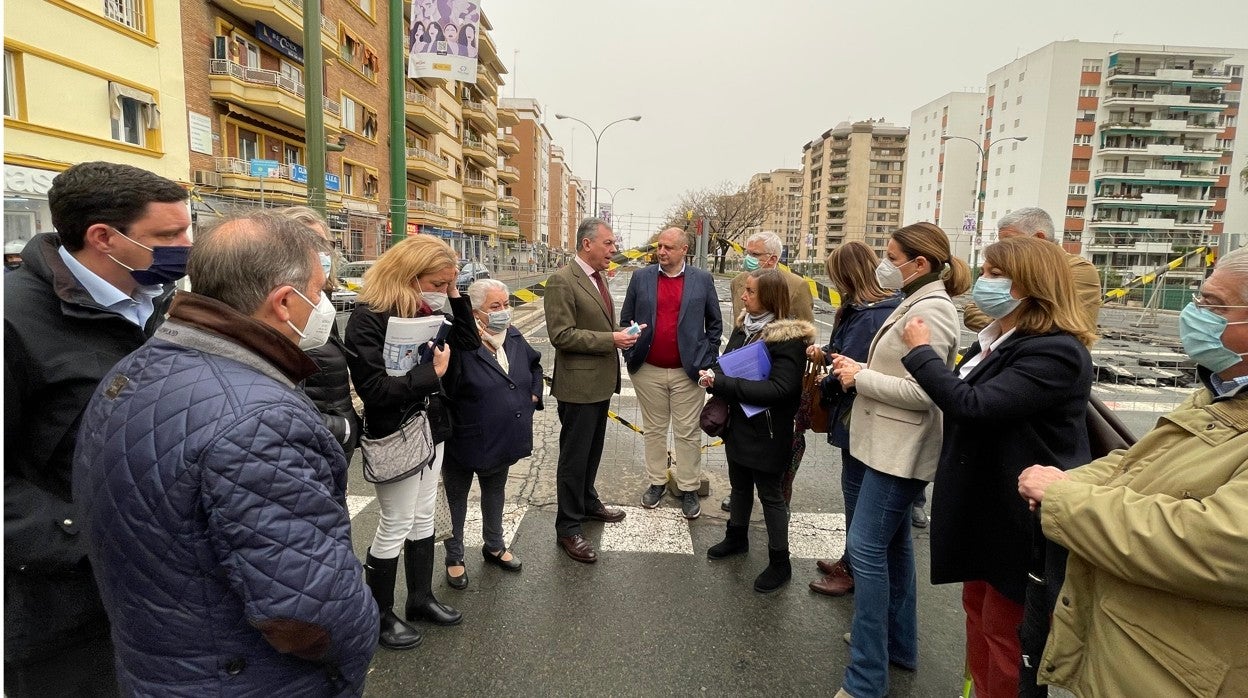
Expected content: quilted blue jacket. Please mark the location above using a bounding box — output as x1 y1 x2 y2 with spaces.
72 294 378 697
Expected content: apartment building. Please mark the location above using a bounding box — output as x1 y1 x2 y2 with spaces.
798 119 908 264
745 168 802 263
962 41 1247 299
904 91 985 263
568 176 590 251
5 1 190 245
548 145 572 253
499 97 551 246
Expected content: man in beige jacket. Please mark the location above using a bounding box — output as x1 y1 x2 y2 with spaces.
963 208 1101 333
729 231 814 324
1018 247 1248 697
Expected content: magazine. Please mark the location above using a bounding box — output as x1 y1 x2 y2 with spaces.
382 316 450 376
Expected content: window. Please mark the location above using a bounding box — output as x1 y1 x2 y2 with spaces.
279 61 302 86
109 83 155 147
238 128 259 161
362 109 378 139
1011 142 1019 151
3 52 15 118
1071 159 1090 171
1008 187 1014 195
104 0 146 32
343 163 356 196
1009 165 1016 173
1068 184 1087 195
355 0 373 15
341 95 357 131
1074 135 1092 145
1079 88 1098 97
1229 65 1243 77
1082 60 1102 73
1066 207 1085 217
232 34 260 67
1014 119 1020 128
284 143 302 165
1019 72 1025 82
1004 78 1010 87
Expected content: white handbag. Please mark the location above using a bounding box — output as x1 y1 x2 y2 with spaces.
359 409 434 485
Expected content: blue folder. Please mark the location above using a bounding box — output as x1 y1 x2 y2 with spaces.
717 341 771 417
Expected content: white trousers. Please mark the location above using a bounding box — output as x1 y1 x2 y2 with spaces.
370 443 444 559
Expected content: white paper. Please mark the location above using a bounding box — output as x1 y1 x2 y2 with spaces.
383 316 447 376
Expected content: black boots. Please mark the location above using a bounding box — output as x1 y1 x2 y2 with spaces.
364 550 423 650
753 547 792 594
403 537 463 626
707 523 750 560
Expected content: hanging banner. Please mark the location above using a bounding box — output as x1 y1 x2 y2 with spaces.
407 0 480 83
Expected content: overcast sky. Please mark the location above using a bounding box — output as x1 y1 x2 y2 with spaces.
483 1 1248 246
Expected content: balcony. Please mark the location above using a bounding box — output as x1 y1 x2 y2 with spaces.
1106 65 1232 87
498 220 521 239
497 195 520 211
461 136 496 166
1088 216 1213 231
1093 167 1218 184
1092 192 1216 210
497 164 520 183
405 146 450 180
208 60 341 132
405 91 448 134
497 133 520 155
212 0 339 55
463 216 498 234
497 106 520 127
211 157 342 205
463 176 496 201
476 66 498 97
409 199 449 225
461 100 496 130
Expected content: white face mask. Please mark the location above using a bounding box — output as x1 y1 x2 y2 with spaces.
422 291 449 313
875 258 917 290
287 288 336 350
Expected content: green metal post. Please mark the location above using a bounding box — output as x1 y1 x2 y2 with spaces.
388 0 407 245
303 1 326 215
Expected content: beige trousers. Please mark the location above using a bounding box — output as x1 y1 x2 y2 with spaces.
632 363 704 492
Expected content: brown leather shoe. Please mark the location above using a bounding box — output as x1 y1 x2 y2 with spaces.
809 559 854 597
557 534 598 564
584 504 626 523
816 558 840 575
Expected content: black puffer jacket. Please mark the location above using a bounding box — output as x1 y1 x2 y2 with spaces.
4 233 174 665
302 322 361 468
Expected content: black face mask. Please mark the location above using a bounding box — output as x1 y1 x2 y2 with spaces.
5 258 21 270
126 244 191 285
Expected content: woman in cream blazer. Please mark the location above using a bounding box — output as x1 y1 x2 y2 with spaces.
831 222 968 698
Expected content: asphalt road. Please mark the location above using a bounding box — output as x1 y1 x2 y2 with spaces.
344 270 1180 696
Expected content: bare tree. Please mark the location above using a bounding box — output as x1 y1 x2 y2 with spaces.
662 180 784 273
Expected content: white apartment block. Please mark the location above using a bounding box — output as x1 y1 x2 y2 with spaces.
904 92 985 264
968 41 1246 293
746 168 803 262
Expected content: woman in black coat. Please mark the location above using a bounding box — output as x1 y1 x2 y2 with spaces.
440 279 543 589
700 269 815 594
345 235 481 650
898 237 1095 698
805 241 902 597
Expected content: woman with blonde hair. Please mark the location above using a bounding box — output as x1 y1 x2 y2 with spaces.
830 222 969 698
806 241 902 597
344 235 480 651
898 236 1093 697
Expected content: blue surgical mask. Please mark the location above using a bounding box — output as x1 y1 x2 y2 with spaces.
109 229 191 286
742 254 761 272
1179 302 1248 373
484 308 511 333
319 252 332 277
971 276 1023 319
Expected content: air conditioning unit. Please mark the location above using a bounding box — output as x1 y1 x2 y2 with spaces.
193 170 221 187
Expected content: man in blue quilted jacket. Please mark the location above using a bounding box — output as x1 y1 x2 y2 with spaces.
72 211 379 696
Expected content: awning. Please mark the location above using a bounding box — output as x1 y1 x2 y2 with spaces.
109 82 160 129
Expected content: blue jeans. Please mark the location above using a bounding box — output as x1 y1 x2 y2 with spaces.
840 449 867 570
842 466 927 698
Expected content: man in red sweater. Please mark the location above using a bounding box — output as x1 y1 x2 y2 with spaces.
620 228 723 519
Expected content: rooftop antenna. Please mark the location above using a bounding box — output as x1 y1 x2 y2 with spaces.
1112 32 1123 43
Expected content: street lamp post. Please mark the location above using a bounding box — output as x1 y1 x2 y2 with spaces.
593 185 634 222
554 113 641 217
941 134 1028 276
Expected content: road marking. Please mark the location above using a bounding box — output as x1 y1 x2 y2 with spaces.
347 495 375 519
599 505 696 555
789 512 848 561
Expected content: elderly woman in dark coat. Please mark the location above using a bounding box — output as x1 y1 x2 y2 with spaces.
699 269 815 594
899 236 1095 698
441 279 543 589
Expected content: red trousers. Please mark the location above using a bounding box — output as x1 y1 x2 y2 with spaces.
962 581 1025 698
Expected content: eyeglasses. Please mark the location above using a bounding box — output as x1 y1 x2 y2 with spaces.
1192 293 1248 314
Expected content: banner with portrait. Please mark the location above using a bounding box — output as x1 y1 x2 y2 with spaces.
408 0 480 83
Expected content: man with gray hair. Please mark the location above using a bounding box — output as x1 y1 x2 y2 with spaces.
72 212 378 695
963 207 1102 332
730 231 814 323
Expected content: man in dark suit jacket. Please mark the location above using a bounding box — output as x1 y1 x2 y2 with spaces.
620 227 722 519
543 218 641 563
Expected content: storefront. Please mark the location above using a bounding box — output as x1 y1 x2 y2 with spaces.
4 164 58 246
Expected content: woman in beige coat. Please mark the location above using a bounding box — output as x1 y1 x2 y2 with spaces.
831 222 970 698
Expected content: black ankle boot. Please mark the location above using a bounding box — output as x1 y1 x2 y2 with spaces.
707 523 750 560
364 550 423 650
753 547 792 593
403 537 463 626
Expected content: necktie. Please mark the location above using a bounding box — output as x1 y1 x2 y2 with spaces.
591 271 614 319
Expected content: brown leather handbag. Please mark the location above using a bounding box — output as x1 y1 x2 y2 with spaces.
796 361 830 434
